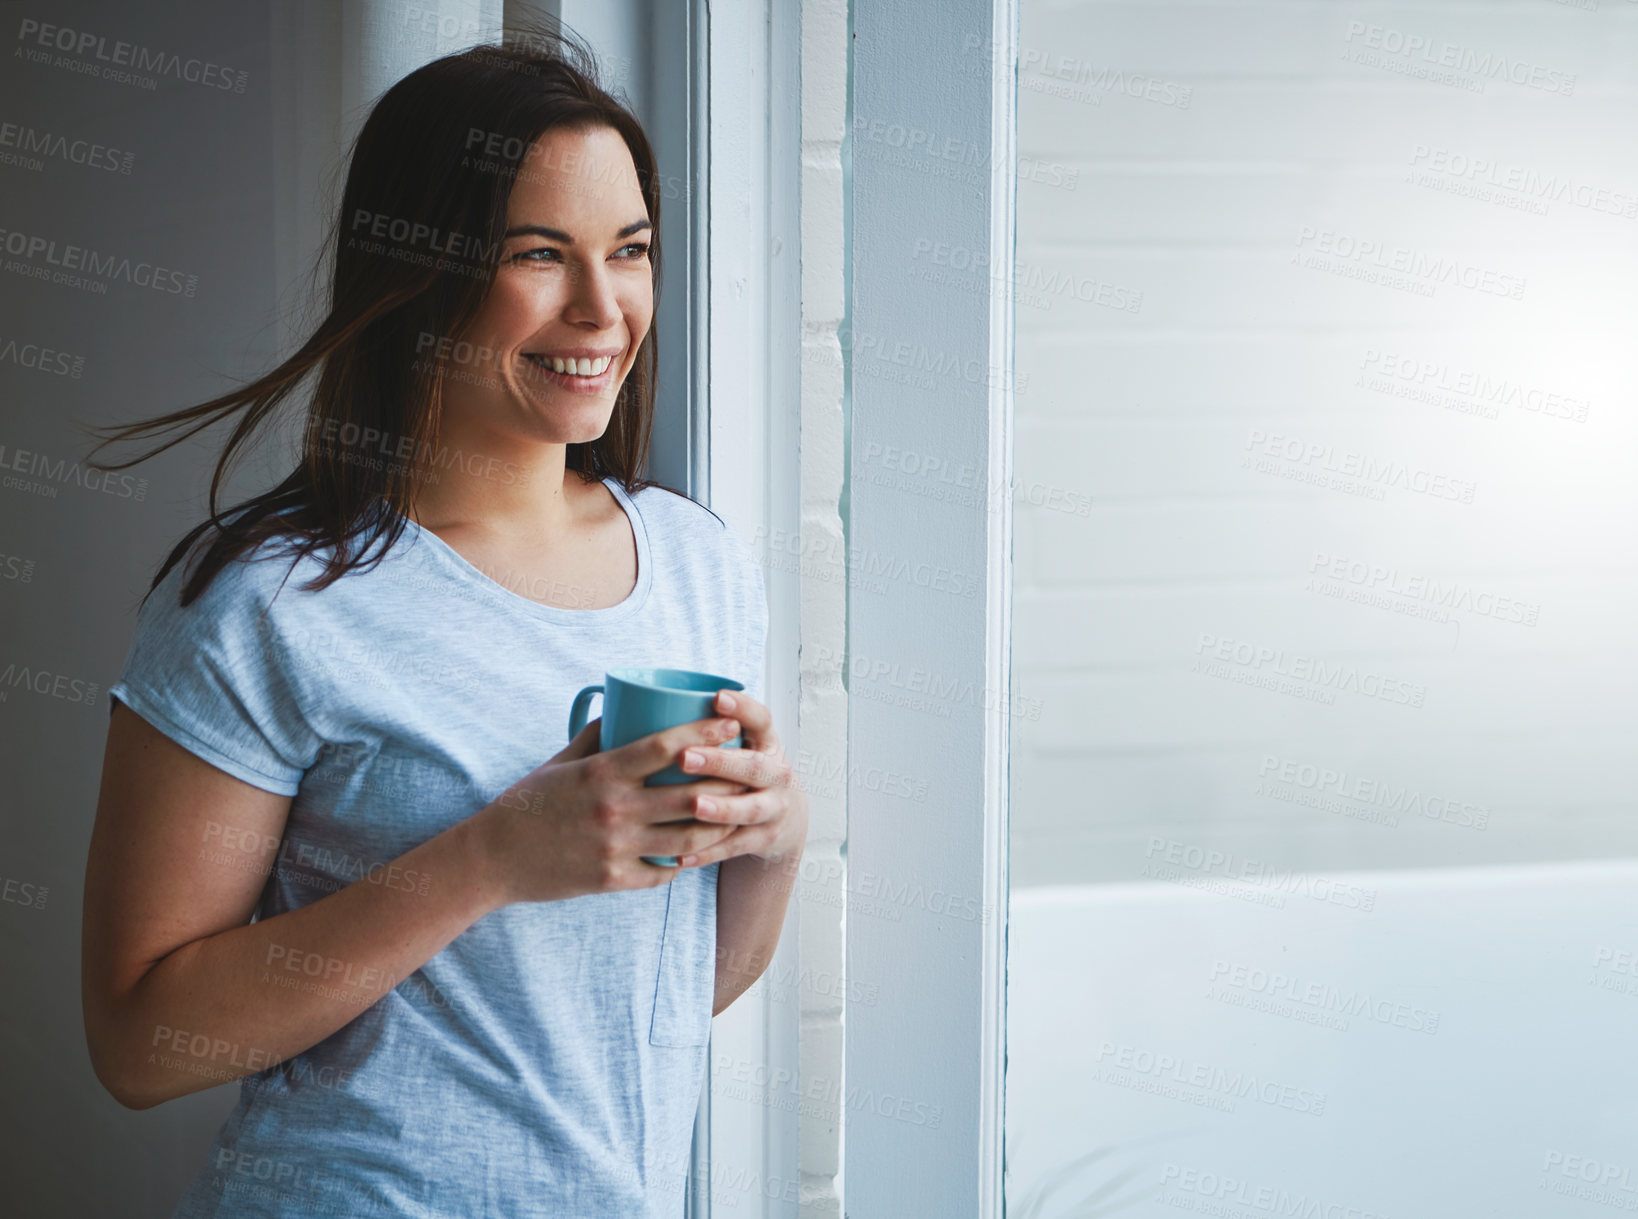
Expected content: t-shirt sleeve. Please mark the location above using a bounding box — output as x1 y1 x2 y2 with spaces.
108 546 323 797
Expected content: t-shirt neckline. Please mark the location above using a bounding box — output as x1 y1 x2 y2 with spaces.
395 475 653 625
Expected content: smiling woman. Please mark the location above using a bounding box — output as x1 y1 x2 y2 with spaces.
82 29 665 600
77 19 805 1219
404 122 661 611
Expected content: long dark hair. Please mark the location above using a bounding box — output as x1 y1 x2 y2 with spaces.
83 20 666 608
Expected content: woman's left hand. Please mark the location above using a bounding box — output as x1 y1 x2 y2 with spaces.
673 689 808 867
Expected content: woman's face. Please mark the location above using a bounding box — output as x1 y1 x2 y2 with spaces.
451 123 654 445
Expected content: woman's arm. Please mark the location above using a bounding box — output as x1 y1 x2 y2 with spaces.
672 690 810 1016
82 702 749 1109
713 850 805 1016
81 703 504 1110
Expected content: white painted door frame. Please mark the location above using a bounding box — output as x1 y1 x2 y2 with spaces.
844 0 1016 1214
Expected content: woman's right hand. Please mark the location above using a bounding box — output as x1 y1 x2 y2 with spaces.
476 714 751 904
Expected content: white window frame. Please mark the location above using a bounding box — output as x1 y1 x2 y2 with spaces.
697 2 806 1215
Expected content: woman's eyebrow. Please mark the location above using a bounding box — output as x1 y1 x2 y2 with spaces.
503 219 653 241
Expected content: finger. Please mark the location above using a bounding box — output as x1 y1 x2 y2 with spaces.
676 823 780 869
678 743 790 791
646 818 739 859
607 716 743 782
634 778 747 825
689 787 782 827
714 690 777 751
555 716 604 762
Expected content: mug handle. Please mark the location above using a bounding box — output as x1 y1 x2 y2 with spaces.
568 684 604 739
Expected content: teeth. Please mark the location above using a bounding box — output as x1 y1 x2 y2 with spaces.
534 354 613 377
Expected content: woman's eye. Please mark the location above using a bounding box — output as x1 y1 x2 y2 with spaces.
512 245 647 263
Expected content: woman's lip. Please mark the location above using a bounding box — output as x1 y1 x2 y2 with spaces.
522 353 619 392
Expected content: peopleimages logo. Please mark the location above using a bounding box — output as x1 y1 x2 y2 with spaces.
1408 145 1635 219
1 875 47 910
14 19 249 92
1195 632 1428 709
1257 754 1490 830
1540 1150 1638 1202
712 1055 945 1129
812 643 1043 721
754 524 982 599
0 657 100 706
1342 21 1576 96
348 209 499 264
0 335 84 377
1093 1041 1327 1115
0 441 147 500
1158 1164 1389 1217
1208 959 1441 1034
0 551 35 583
0 119 134 173
201 820 433 898
1244 429 1477 505
794 747 930 802
1308 551 1539 626
304 416 530 489
1294 226 1526 300
0 226 197 295
1358 349 1589 424
1143 836 1379 912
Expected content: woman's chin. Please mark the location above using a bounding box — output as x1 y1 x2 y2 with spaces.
504 392 619 441
543 414 618 446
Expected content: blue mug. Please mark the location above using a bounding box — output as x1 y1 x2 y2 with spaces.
568 667 745 866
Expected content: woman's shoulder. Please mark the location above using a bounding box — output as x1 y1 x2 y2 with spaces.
623 479 754 567
150 511 371 625
623 481 765 620
623 479 727 531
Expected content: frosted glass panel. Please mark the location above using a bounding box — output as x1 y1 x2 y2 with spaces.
1005 5 1638 1216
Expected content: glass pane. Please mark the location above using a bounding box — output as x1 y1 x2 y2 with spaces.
1004 6 1638 1217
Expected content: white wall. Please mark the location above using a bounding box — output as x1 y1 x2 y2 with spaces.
794 0 851 1213
1009 0 1638 887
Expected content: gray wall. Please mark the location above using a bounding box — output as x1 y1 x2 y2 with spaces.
1009 0 1638 887
0 0 691 1213
1 2 280 1212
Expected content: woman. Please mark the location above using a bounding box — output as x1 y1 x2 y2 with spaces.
78 26 806 1218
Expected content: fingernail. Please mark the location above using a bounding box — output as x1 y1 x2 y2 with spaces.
718 690 737 711
683 749 704 770
696 796 716 817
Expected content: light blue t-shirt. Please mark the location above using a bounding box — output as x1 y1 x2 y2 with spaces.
107 476 767 1219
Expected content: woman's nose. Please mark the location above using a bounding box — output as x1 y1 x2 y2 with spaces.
561 261 622 328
